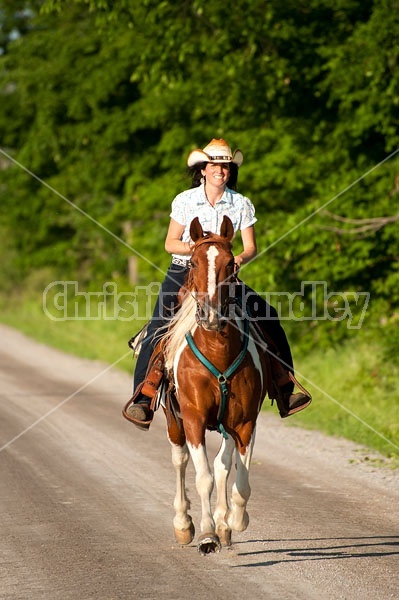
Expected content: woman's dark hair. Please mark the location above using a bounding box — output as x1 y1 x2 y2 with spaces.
188 162 239 191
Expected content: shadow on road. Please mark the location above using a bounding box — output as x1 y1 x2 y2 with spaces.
232 536 399 567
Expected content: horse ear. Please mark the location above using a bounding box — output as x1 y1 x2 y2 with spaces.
220 215 234 241
190 217 204 242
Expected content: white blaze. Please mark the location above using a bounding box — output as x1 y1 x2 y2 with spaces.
207 246 219 300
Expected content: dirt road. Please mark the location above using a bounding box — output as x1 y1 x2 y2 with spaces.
0 323 398 600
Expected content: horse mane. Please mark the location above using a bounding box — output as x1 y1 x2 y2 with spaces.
163 292 197 373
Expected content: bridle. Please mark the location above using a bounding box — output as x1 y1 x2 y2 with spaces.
188 237 238 331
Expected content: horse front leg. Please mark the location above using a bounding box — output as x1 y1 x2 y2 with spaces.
213 434 235 546
170 441 195 545
167 410 194 545
188 441 221 555
227 427 256 532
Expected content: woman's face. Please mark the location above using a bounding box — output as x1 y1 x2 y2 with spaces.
201 162 230 188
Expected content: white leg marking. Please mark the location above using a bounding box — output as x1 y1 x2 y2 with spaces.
213 435 235 542
169 441 193 532
187 441 215 534
228 428 256 532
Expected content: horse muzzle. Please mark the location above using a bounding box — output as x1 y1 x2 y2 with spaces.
195 303 226 332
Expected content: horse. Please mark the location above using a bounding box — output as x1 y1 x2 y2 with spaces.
162 215 269 555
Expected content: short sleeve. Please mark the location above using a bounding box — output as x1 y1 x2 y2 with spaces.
240 196 257 230
170 193 187 226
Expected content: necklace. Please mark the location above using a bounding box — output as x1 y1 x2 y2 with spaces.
204 186 225 207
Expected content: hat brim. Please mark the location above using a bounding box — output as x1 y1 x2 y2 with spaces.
187 149 243 168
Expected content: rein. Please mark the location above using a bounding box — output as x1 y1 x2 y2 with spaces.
185 315 250 439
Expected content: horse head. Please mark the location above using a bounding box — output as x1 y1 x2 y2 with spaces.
189 215 236 331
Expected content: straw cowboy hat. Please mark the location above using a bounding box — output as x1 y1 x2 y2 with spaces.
187 138 244 168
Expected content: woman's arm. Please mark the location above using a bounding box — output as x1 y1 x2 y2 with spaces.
164 218 193 255
234 225 257 267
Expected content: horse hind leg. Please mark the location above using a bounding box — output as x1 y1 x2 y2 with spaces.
170 442 195 545
227 430 256 533
213 435 235 547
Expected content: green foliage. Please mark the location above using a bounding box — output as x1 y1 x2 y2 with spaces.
0 0 398 355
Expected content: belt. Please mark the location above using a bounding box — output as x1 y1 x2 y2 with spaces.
171 256 191 268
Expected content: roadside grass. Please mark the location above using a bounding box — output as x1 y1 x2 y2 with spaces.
275 343 399 466
1 289 398 465
0 291 136 374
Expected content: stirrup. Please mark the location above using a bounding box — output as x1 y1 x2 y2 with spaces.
274 372 312 419
280 392 312 418
122 384 154 431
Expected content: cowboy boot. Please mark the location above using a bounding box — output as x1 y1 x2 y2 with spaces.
122 349 164 430
277 386 312 418
123 388 154 431
269 354 312 418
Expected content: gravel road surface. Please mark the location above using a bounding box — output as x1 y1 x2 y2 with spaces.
0 324 398 600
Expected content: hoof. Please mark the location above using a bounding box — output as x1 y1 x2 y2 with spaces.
216 525 232 547
227 509 249 532
174 523 195 546
197 532 221 555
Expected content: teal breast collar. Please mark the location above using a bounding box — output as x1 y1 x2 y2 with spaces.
185 317 250 439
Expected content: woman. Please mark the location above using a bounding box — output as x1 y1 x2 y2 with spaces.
125 138 311 428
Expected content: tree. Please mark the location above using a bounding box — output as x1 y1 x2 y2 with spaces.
1 0 398 349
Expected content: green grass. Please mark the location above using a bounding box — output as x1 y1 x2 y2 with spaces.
1 287 398 465
273 342 399 465
0 290 136 375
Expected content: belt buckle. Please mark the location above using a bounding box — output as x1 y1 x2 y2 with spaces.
172 257 189 268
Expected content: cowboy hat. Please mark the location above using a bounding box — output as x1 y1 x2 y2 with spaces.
187 138 244 167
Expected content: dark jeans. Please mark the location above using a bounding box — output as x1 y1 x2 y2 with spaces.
133 263 294 391
133 264 188 389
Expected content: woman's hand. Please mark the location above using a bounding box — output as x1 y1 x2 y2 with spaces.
233 256 244 271
234 225 257 267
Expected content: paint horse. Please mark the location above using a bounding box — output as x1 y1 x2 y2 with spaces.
163 215 269 555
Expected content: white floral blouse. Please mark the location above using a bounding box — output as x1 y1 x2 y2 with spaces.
170 184 257 261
